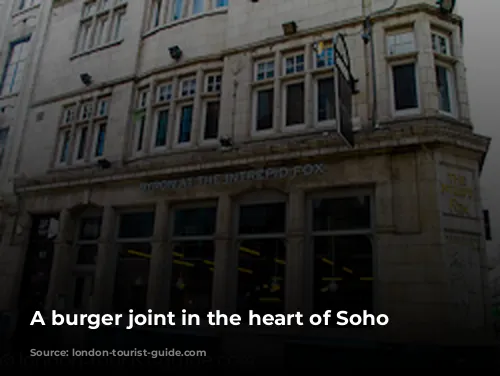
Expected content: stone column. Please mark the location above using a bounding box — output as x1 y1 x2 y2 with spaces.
45 208 75 311
212 194 234 313
285 189 307 315
92 205 116 313
147 200 171 312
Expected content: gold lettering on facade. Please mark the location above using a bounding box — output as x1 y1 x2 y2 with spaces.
440 170 475 217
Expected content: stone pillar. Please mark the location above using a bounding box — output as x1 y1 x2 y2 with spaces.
285 189 306 315
213 194 234 313
45 209 75 311
92 206 116 313
147 200 171 312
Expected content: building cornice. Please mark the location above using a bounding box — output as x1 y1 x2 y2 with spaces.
14 120 490 193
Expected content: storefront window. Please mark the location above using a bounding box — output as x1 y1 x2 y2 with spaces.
113 211 155 314
311 195 373 326
170 206 216 317
236 201 287 318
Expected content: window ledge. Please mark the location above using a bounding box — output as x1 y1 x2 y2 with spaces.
143 7 228 39
433 52 458 65
70 39 124 61
11 3 41 18
385 51 418 63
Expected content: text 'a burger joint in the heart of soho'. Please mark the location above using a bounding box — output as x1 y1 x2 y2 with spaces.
140 163 326 191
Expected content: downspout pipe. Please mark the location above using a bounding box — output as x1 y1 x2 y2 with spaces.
362 0 398 129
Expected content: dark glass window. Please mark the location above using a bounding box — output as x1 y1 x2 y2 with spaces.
94 124 106 157
312 196 370 231
76 244 98 265
436 65 451 113
313 235 373 326
204 101 220 140
173 207 216 237
77 127 88 159
118 212 155 238
237 239 286 318
113 243 151 314
170 241 214 317
59 130 71 163
317 77 336 122
178 105 193 143
285 82 304 126
239 203 286 234
392 63 418 111
136 115 145 151
155 109 169 147
256 89 274 131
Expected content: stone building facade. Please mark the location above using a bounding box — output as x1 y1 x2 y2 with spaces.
0 0 493 349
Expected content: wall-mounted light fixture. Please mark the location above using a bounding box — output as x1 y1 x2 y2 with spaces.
282 21 297 36
80 73 93 86
437 0 456 14
169 45 182 61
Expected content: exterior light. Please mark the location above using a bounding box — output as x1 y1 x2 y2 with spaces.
169 45 182 61
282 21 297 36
80 73 92 86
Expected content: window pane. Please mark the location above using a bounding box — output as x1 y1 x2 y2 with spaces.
392 63 418 111
239 202 286 235
286 82 304 126
77 127 88 159
79 217 102 240
172 0 183 20
204 101 220 139
94 124 106 157
113 243 151 314
155 110 169 147
313 235 373 324
237 239 286 318
173 207 217 237
118 212 155 238
136 116 145 151
193 0 204 14
170 241 214 316
76 244 98 265
178 105 193 143
317 78 336 122
312 196 371 232
256 89 273 131
436 66 451 113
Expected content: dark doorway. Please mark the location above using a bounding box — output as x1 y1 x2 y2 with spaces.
12 214 59 350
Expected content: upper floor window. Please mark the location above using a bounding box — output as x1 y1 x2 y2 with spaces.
172 0 184 20
132 88 149 154
0 128 9 167
17 0 41 12
284 53 304 75
282 52 305 129
214 0 228 7
192 0 204 14
205 74 221 93
75 0 127 54
253 59 275 133
1 37 31 97
314 41 334 68
180 77 197 97
432 30 456 116
432 31 452 56
386 30 419 116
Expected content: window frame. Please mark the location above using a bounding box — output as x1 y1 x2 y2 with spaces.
313 73 336 129
150 105 170 152
388 58 420 117
174 102 194 147
0 36 31 97
91 121 107 159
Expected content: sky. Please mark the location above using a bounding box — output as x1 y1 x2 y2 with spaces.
458 0 500 254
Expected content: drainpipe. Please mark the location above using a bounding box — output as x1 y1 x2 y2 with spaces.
362 0 398 129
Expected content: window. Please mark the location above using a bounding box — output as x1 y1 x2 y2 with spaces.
17 0 41 11
206 74 221 93
172 0 184 20
79 102 93 121
132 89 148 154
314 41 334 68
316 76 336 124
236 199 287 318
391 63 419 113
310 195 373 326
180 77 196 97
150 0 162 29
386 30 419 115
74 126 89 162
96 97 109 117
203 102 219 140
76 0 126 54
284 54 304 75
192 0 204 14
114 211 155 314
484 210 492 241
93 123 106 157
62 105 76 125
1 38 31 97
57 129 71 164
253 60 274 132
214 0 228 8
170 205 217 317
177 105 193 144
153 109 169 148
0 128 9 166
157 83 173 102
432 31 456 116
255 60 274 81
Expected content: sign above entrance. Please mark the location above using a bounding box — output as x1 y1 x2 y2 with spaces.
140 163 326 192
